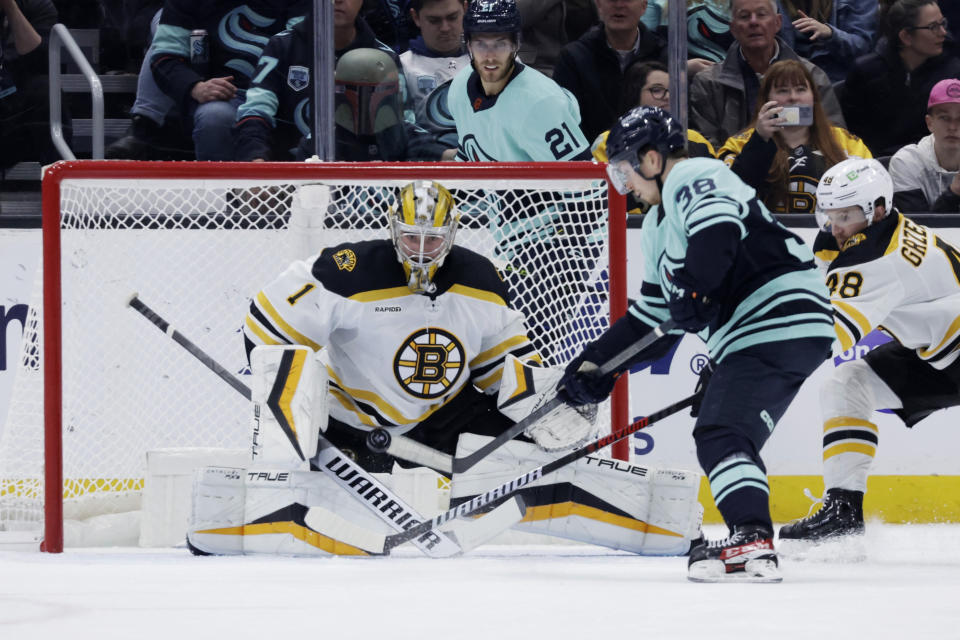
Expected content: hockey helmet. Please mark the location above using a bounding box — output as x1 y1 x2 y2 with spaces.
389 181 461 294
605 106 685 195
814 158 893 232
335 48 402 137
463 0 522 39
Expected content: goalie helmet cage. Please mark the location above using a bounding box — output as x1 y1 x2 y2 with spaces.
2 160 628 553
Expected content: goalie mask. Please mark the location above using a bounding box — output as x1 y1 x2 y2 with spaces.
814 158 893 233
389 181 460 294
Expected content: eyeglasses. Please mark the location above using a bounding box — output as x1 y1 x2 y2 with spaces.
644 85 669 99
908 18 948 33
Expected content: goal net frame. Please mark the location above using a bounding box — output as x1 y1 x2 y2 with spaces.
24 160 629 552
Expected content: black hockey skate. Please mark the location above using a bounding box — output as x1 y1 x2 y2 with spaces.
778 489 865 542
687 525 780 583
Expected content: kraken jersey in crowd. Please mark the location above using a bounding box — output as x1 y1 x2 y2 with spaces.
243 240 538 432
718 127 871 214
151 1 308 110
630 158 834 363
448 62 591 161
813 212 960 368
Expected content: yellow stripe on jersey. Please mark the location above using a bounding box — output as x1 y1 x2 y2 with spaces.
470 335 531 369
834 321 855 352
447 284 507 307
348 287 415 303
245 314 284 346
256 292 322 351
918 314 960 359
883 214 908 256
474 367 504 391
327 366 465 426
832 298 872 339
816 248 839 264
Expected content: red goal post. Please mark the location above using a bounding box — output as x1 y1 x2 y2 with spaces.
11 160 628 552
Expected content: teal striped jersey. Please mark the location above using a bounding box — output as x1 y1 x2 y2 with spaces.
629 158 834 362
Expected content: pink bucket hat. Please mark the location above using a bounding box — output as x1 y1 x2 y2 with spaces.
928 79 960 110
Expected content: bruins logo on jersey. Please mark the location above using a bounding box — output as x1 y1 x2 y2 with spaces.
394 328 465 399
334 249 357 272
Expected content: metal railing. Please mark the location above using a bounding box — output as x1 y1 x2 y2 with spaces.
48 23 104 160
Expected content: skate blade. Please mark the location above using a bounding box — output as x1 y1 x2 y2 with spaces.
687 558 782 583
778 535 866 563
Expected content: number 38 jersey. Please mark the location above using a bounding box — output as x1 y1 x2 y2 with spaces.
813 212 960 369
629 158 834 362
243 240 538 432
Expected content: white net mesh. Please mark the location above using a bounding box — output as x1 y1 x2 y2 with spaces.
0 164 620 541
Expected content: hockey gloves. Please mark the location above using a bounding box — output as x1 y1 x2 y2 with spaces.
666 269 716 332
558 347 620 407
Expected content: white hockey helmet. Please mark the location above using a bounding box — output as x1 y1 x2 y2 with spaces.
815 158 893 232
388 181 460 294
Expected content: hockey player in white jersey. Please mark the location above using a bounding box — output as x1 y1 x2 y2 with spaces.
447 0 591 161
559 106 835 582
779 158 960 547
187 180 703 557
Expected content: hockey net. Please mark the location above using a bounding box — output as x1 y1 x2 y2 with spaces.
0 161 628 551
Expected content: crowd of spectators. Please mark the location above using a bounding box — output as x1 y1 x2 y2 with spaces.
2 0 960 213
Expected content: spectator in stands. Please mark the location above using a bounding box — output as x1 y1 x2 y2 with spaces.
689 0 844 149
360 0 416 54
234 1 444 161
515 0 597 77
718 59 871 214
776 0 878 83
890 78 960 212
0 0 63 170
145 1 308 161
591 61 716 214
447 0 591 161
553 0 714 143
592 61 717 163
399 0 468 153
642 0 734 62
939 0 959 57
841 0 960 157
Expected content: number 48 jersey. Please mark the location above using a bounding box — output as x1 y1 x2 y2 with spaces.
448 62 591 161
814 212 960 369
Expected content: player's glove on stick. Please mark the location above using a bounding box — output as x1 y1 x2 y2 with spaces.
558 347 620 407
666 269 716 332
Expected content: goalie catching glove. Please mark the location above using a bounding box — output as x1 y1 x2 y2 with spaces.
496 354 598 451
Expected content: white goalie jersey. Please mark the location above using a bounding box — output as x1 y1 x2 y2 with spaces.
243 239 539 432
814 211 960 368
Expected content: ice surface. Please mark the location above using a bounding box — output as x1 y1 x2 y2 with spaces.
0 523 957 640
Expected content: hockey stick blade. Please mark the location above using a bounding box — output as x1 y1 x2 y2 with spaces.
378 392 697 553
371 318 679 475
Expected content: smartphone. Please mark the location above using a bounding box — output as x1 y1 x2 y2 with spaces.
778 105 814 126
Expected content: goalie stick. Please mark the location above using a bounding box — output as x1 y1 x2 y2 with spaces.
367 318 679 474
341 392 699 554
127 293 520 557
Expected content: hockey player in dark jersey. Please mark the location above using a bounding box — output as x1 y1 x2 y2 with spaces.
559 106 835 582
233 7 445 161
149 0 309 159
185 180 704 557
779 158 960 550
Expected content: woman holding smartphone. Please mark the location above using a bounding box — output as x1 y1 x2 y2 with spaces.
717 60 871 214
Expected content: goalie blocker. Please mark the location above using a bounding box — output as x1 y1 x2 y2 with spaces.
187 346 702 556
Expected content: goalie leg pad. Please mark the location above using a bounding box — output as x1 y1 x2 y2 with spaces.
451 434 703 556
250 345 329 468
187 465 422 556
